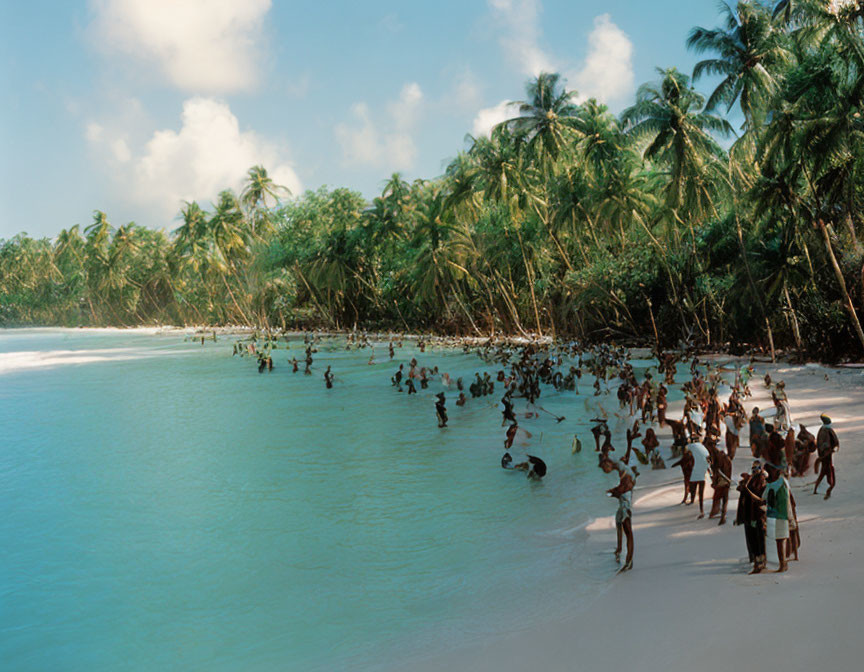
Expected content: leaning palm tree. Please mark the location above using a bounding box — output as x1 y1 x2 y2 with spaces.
241 165 290 238
688 0 793 130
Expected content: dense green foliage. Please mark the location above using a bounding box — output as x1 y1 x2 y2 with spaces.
3 1 864 359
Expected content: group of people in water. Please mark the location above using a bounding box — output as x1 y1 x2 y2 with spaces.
220 327 841 577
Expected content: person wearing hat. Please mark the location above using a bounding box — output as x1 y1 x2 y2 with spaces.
434 392 448 428
814 414 839 499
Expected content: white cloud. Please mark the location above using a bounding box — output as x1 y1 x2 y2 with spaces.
88 97 301 219
110 138 132 163
389 82 423 129
90 0 271 93
135 98 301 214
471 100 521 138
485 2 634 107
85 122 104 142
570 14 634 105
488 0 556 76
451 69 482 112
335 83 424 170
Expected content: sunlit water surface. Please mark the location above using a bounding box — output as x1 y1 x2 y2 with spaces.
1 329 647 671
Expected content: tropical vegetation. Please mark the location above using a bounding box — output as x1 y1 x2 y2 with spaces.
2 1 864 360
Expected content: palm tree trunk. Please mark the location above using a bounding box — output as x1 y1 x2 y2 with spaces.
644 294 661 351
452 288 483 336
818 219 864 352
294 264 332 327
845 213 861 253
783 282 804 357
735 213 776 362
221 275 252 325
515 227 543 336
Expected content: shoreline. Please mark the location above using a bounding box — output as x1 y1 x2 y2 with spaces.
4 329 863 668
5 326 861 367
408 360 864 671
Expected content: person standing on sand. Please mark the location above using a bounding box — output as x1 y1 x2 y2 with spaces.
784 427 796 472
749 407 767 457
709 441 733 525
764 463 791 572
687 436 711 519
670 446 695 504
602 453 637 572
793 424 816 477
735 463 767 574
764 424 787 469
607 430 638 570
814 413 839 499
724 413 743 460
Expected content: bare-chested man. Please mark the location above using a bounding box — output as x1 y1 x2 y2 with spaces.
602 451 637 572
814 413 839 499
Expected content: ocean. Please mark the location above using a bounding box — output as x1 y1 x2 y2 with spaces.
0 328 643 671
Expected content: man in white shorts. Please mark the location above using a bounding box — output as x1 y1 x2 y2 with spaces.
764 463 790 572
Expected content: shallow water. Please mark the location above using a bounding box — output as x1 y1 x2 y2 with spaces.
1 329 639 671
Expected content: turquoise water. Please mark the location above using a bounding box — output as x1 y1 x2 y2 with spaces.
1 329 622 671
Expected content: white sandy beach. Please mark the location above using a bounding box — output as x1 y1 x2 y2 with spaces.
411 361 864 671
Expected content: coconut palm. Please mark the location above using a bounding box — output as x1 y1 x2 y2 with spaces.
241 165 289 238
506 72 584 167
688 0 793 129
621 68 733 227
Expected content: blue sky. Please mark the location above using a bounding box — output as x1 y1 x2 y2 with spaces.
1 0 732 239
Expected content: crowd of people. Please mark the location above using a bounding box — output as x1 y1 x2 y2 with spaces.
221 327 840 577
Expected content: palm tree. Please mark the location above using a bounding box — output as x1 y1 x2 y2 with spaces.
241 165 290 238
505 72 584 167
688 0 793 129
756 39 864 351
621 68 733 227
621 68 734 341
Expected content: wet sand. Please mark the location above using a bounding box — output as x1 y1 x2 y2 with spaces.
410 361 864 671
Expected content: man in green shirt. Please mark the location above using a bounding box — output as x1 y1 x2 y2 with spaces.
765 464 790 573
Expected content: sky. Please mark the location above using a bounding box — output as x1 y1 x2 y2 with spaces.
0 0 733 239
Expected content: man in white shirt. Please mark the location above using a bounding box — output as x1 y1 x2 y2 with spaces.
688 435 711 519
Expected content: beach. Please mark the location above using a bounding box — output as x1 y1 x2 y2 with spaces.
3 328 863 670
410 360 864 671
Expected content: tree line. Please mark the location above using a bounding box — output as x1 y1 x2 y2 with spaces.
2 0 864 360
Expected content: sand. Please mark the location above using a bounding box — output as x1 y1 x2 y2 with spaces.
411 360 864 671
